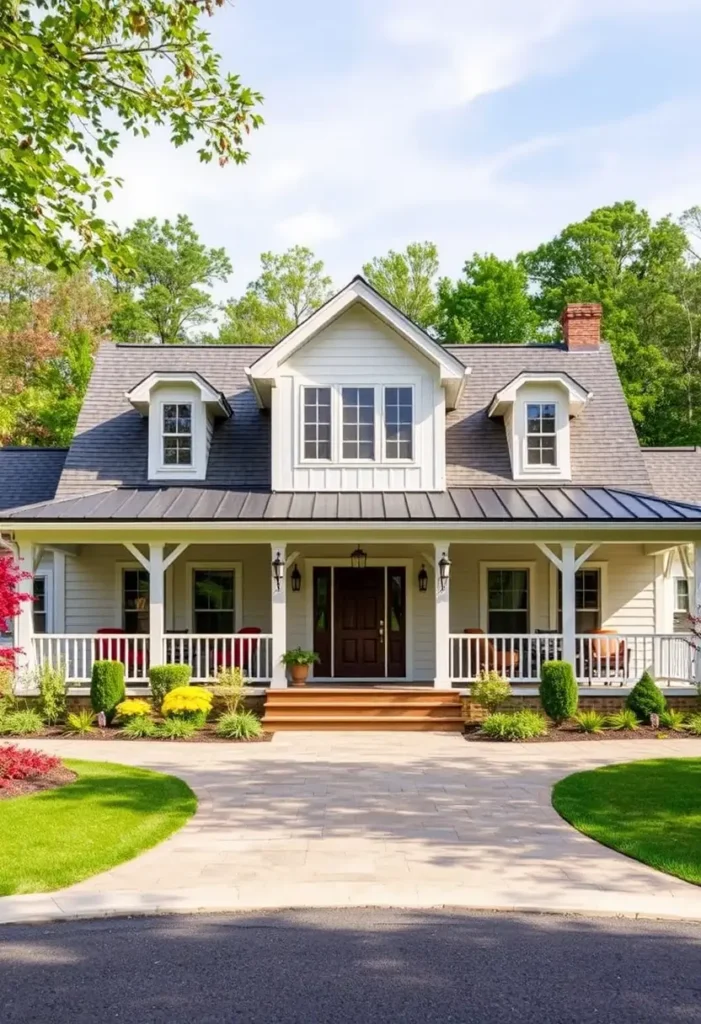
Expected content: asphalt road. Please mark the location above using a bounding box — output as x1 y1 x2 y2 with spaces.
1 909 700 1023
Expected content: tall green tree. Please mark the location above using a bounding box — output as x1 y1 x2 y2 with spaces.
219 246 333 345
0 1 262 271
362 242 439 329
109 215 231 344
435 253 539 342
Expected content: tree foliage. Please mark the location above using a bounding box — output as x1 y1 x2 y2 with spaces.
362 242 439 329
0 0 262 271
436 253 540 342
219 246 333 345
0 554 33 669
109 215 231 344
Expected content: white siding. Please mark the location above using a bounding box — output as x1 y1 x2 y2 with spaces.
275 306 445 491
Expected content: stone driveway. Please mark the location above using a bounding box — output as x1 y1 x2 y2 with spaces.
4 732 701 922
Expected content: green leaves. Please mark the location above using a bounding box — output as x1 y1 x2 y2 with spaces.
362 242 440 330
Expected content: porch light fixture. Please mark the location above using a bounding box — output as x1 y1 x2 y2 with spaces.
271 550 285 591
290 564 302 592
417 565 428 592
438 552 451 591
350 544 367 569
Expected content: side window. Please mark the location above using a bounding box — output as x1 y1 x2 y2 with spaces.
123 569 150 633
33 576 48 634
193 569 235 634
675 577 690 614
385 387 413 460
303 387 331 460
487 569 529 633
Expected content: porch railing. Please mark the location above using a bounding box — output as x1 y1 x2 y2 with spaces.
449 632 697 686
33 634 150 685
163 634 273 683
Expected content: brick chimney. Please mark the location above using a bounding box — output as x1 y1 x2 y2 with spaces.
560 303 602 351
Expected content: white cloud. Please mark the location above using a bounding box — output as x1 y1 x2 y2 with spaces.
275 210 342 245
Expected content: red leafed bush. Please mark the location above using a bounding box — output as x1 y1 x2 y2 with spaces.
0 554 33 671
0 744 60 788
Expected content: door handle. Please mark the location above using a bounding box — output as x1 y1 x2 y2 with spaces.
379 619 384 641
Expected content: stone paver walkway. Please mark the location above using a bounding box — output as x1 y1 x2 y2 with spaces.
3 733 701 923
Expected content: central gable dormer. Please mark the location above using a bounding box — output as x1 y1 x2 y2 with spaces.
247 277 468 491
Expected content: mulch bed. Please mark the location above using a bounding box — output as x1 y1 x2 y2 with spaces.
26 724 273 743
0 765 76 800
464 723 699 743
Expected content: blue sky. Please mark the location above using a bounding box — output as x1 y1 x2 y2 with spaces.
108 0 701 301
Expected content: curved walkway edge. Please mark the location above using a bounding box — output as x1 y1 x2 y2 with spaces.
2 733 701 925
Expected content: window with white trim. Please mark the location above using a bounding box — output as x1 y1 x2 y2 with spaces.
526 403 557 466
32 576 48 634
385 386 413 460
122 569 149 634
558 568 601 633
487 569 529 633
341 387 375 460
303 387 331 460
193 569 235 634
162 403 192 466
675 577 690 614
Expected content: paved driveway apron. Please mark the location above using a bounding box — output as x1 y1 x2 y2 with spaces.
7 733 701 918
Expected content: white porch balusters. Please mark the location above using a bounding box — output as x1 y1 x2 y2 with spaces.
694 542 701 685
561 541 576 667
15 538 35 676
434 541 451 688
149 543 165 670
270 541 288 688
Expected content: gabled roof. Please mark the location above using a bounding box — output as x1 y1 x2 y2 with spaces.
126 371 232 418
643 447 701 505
487 371 592 418
246 276 468 410
0 448 68 513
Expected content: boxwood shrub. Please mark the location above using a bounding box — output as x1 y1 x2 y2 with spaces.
90 660 125 723
149 664 192 706
539 660 578 724
625 671 666 721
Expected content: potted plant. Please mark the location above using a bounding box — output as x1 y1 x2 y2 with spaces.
281 648 320 687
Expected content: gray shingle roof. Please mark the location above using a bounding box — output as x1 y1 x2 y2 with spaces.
445 343 651 490
642 447 701 505
6 486 701 522
56 343 271 497
0 448 68 512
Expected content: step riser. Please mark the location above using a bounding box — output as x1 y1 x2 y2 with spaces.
263 690 463 732
264 722 464 732
265 710 462 719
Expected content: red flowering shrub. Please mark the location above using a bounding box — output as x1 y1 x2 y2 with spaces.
0 554 33 671
0 744 60 788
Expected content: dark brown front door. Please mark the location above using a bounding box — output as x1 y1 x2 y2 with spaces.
334 567 385 677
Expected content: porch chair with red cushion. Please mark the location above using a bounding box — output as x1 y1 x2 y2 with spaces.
95 627 146 674
215 626 262 672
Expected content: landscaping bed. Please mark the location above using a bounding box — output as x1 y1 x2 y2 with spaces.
33 723 273 742
464 723 698 743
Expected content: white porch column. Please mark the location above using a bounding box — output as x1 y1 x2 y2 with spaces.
270 542 287 688
561 541 576 667
434 541 451 688
149 543 165 669
15 538 35 675
694 543 701 684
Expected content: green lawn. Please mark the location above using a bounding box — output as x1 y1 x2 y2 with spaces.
552 758 701 886
0 759 196 895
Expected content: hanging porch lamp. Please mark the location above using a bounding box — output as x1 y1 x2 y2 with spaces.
290 564 302 592
350 544 367 569
438 552 451 591
271 550 285 591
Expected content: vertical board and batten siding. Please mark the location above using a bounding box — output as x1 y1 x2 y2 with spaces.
273 306 445 492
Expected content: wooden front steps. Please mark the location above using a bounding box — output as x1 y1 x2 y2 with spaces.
262 688 463 731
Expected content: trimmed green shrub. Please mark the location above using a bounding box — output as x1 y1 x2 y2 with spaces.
471 671 511 715
605 708 639 731
480 710 548 741
215 710 263 740
122 715 159 739
37 662 67 725
90 660 125 723
149 664 191 706
539 661 578 724
625 671 666 721
0 707 44 736
573 710 606 734
659 709 687 732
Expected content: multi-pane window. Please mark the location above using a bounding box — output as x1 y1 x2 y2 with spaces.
342 387 375 460
33 577 47 634
675 577 690 614
123 569 150 634
162 403 192 466
526 403 556 466
487 569 529 633
193 569 235 634
303 387 331 460
385 387 413 460
558 569 601 633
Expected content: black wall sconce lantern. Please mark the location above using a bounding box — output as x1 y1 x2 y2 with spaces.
271 550 284 591
290 564 302 592
417 564 428 592
350 544 367 569
438 552 451 591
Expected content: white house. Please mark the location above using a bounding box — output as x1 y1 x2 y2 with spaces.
2 278 701 706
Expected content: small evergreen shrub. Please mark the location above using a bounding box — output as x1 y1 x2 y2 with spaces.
659 709 687 732
122 715 159 739
161 685 213 725
0 707 44 736
573 710 606 734
64 709 96 735
149 664 192 705
605 708 639 731
625 671 667 721
539 661 578 724
157 717 198 740
37 662 67 725
471 671 511 715
90 660 125 723
480 710 548 741
215 710 263 740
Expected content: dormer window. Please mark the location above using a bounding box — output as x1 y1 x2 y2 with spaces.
526 403 556 467
163 403 193 467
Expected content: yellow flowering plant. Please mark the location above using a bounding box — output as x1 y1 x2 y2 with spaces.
116 698 152 720
161 686 213 725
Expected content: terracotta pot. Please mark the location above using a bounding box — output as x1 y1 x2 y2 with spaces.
289 663 309 687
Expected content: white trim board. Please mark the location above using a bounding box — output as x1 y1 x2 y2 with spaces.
479 561 537 633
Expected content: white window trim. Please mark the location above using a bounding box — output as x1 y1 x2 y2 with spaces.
479 561 536 634
524 401 557 470
548 560 609 631
147 386 209 483
300 385 333 463
505 382 574 482
114 560 150 632
298 382 417 467
185 561 243 635
32 569 53 634
161 401 194 471
674 576 691 614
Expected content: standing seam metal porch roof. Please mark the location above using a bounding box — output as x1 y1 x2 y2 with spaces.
5 486 701 522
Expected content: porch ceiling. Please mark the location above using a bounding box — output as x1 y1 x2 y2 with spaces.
4 485 701 524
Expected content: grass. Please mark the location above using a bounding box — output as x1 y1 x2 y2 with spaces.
552 759 701 886
0 759 196 895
